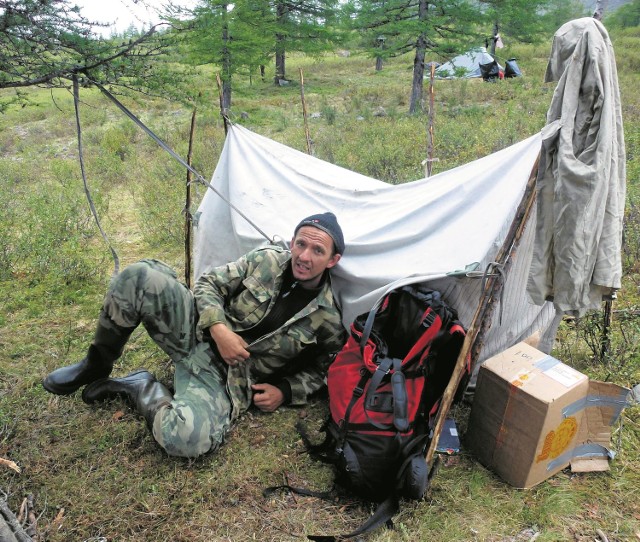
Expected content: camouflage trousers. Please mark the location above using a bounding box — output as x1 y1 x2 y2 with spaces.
103 258 232 458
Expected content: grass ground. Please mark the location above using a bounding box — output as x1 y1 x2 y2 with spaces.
1 26 639 542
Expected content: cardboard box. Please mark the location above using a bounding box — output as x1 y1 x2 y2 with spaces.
466 342 629 488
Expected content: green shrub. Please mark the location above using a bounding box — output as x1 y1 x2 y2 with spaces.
0 167 106 284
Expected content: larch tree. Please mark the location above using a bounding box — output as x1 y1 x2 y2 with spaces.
479 0 553 56
344 0 481 114
186 0 273 111
271 0 341 84
0 0 179 111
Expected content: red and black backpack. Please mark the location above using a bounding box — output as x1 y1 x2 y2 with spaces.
284 284 469 540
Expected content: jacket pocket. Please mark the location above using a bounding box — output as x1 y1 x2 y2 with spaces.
227 276 271 326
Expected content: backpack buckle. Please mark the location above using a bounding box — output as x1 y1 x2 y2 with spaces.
421 309 437 329
375 356 394 374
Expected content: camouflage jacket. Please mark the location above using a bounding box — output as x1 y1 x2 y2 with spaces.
194 245 346 419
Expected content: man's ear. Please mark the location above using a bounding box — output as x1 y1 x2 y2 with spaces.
326 253 341 269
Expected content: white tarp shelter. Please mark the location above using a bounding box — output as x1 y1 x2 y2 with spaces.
194 124 559 368
434 47 503 79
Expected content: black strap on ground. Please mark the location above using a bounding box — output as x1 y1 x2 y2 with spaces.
262 484 334 500
307 494 399 541
263 484 398 542
89 80 275 246
72 75 120 276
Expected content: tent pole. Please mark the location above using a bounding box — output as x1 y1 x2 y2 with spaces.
299 68 313 155
184 100 198 289
426 62 436 177
425 153 540 466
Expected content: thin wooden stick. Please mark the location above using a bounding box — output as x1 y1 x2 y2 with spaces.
425 154 540 465
600 297 613 360
299 68 313 155
426 62 436 177
469 156 540 366
216 73 229 135
184 99 198 289
25 495 37 540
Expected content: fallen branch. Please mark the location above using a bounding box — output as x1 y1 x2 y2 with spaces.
0 497 33 542
25 494 38 541
0 458 21 474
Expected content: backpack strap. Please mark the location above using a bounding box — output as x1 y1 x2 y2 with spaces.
390 357 409 432
307 493 399 542
342 370 371 430
362 306 443 432
263 484 334 500
295 420 336 462
359 302 379 350
362 356 396 431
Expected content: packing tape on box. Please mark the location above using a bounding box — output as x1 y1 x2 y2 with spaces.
562 391 631 423
547 443 614 472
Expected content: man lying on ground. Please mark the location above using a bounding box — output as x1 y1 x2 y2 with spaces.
43 212 347 458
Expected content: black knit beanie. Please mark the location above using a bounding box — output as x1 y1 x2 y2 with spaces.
294 212 345 255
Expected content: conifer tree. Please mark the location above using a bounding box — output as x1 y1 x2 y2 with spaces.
187 0 273 110
271 0 340 84
479 0 552 56
0 0 177 110
187 0 341 109
344 0 480 113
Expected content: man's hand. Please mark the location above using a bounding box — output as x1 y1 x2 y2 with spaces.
251 383 285 412
209 323 250 366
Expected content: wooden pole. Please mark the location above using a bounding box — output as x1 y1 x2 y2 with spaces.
299 68 313 155
425 154 540 465
426 62 436 177
600 295 614 361
216 73 229 135
184 99 198 289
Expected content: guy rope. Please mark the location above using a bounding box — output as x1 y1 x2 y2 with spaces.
71 75 278 277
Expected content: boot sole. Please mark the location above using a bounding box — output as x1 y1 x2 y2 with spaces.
42 378 82 396
42 367 113 396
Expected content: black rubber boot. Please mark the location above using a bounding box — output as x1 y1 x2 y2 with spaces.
81 370 173 429
42 312 134 396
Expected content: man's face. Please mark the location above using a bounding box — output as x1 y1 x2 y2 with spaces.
290 226 341 288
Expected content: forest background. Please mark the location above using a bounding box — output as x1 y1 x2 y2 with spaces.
1 0 639 540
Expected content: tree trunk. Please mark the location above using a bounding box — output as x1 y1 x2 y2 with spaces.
274 1 287 84
221 77 231 111
274 41 285 84
220 5 232 111
409 0 428 114
375 34 384 71
489 21 499 56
